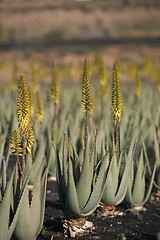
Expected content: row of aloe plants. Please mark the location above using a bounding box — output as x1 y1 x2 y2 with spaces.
0 57 160 239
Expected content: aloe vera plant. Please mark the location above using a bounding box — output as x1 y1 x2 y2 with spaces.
125 147 157 207
56 134 110 218
8 75 48 240
101 131 137 206
56 60 112 237
0 161 29 240
13 166 48 240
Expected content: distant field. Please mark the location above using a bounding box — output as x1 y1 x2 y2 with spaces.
0 0 160 66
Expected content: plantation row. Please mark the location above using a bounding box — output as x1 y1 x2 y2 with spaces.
0 55 160 239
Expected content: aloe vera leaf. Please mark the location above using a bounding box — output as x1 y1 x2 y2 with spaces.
48 145 56 176
115 151 133 205
62 134 68 186
154 127 160 165
29 140 46 184
8 173 30 240
154 168 160 189
111 151 119 192
125 179 134 206
141 137 151 174
0 172 13 240
81 153 110 215
36 169 48 236
0 128 8 169
14 185 32 240
90 133 97 169
56 151 66 210
101 169 116 205
30 170 42 234
141 160 157 205
2 159 7 194
132 151 145 206
66 157 80 217
76 142 93 210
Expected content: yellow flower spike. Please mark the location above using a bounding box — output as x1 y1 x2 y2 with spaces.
17 75 34 155
10 129 23 156
112 61 123 123
36 91 44 125
135 72 141 98
17 76 30 136
51 61 60 105
81 59 94 114
25 121 34 155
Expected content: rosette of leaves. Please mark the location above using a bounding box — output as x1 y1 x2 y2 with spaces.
56 59 111 236
56 134 110 218
0 161 29 240
13 165 48 240
9 75 48 240
125 146 156 208
101 131 137 206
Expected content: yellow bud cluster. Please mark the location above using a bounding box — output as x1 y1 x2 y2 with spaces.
81 59 94 113
112 61 123 122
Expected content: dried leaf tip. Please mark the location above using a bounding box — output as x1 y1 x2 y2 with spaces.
81 59 94 113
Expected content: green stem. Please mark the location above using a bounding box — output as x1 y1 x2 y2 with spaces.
84 109 89 160
114 121 121 158
16 154 23 176
22 137 26 178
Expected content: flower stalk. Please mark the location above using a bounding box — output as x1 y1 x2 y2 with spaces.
81 59 94 157
112 61 122 155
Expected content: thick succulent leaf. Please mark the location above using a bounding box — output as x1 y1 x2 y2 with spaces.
127 128 138 160
8 173 30 240
81 153 111 215
36 169 48 236
90 134 97 169
66 157 80 217
48 145 56 176
154 126 160 165
141 160 157 205
125 179 134 206
115 150 133 205
77 142 93 210
30 169 42 234
101 170 116 205
62 134 68 186
132 151 145 206
13 184 33 240
0 172 13 240
56 150 66 210
0 128 8 169
141 137 151 174
1 159 7 194
29 140 46 184
111 151 119 192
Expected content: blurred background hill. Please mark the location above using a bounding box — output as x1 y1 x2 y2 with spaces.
0 0 160 67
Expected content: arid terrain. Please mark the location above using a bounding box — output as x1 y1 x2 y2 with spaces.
0 0 160 69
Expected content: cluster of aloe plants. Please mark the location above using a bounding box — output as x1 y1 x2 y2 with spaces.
0 54 160 238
